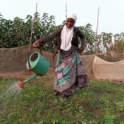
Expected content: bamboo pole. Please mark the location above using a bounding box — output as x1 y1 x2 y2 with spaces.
29 3 38 54
65 1 67 19
95 7 100 54
28 3 38 75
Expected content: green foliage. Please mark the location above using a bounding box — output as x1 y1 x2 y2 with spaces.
96 32 113 53
0 12 56 49
0 77 124 123
113 33 124 56
103 114 116 124
79 23 96 53
1 12 124 56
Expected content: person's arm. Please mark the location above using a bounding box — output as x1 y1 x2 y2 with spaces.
77 28 85 53
33 26 63 47
41 26 62 43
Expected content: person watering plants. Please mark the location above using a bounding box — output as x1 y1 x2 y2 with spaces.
33 13 89 97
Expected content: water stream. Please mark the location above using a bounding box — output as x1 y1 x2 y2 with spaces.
0 81 22 115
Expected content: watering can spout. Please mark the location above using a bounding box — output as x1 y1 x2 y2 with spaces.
17 81 24 88
17 74 38 88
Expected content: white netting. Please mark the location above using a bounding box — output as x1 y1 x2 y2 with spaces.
93 56 124 80
0 45 124 81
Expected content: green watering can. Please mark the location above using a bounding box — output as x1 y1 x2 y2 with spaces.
17 52 50 88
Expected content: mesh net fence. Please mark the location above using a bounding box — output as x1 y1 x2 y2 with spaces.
0 45 124 81
93 56 124 80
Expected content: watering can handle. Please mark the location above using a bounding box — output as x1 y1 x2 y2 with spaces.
36 46 42 55
32 46 42 55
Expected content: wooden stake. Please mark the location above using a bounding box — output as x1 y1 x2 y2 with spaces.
28 3 38 75
95 7 100 54
65 1 67 19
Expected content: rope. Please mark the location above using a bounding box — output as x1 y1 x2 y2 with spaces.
0 69 29 77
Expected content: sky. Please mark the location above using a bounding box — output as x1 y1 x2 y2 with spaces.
0 0 124 35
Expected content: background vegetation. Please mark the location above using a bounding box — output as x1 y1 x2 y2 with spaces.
0 12 124 60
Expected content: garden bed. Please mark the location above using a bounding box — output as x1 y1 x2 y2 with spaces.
0 77 124 123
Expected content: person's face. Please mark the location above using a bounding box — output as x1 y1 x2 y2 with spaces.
65 18 75 28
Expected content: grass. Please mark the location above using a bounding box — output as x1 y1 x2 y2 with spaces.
0 76 124 124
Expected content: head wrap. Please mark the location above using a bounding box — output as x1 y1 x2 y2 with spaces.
60 13 77 51
67 13 77 24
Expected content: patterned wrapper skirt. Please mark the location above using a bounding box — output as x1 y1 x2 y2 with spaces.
54 46 89 96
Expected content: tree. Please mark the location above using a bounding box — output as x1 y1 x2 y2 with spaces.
0 12 56 49
96 32 113 53
78 23 96 54
113 33 124 58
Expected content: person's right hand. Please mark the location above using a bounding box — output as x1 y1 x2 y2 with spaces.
33 39 41 47
78 48 84 53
